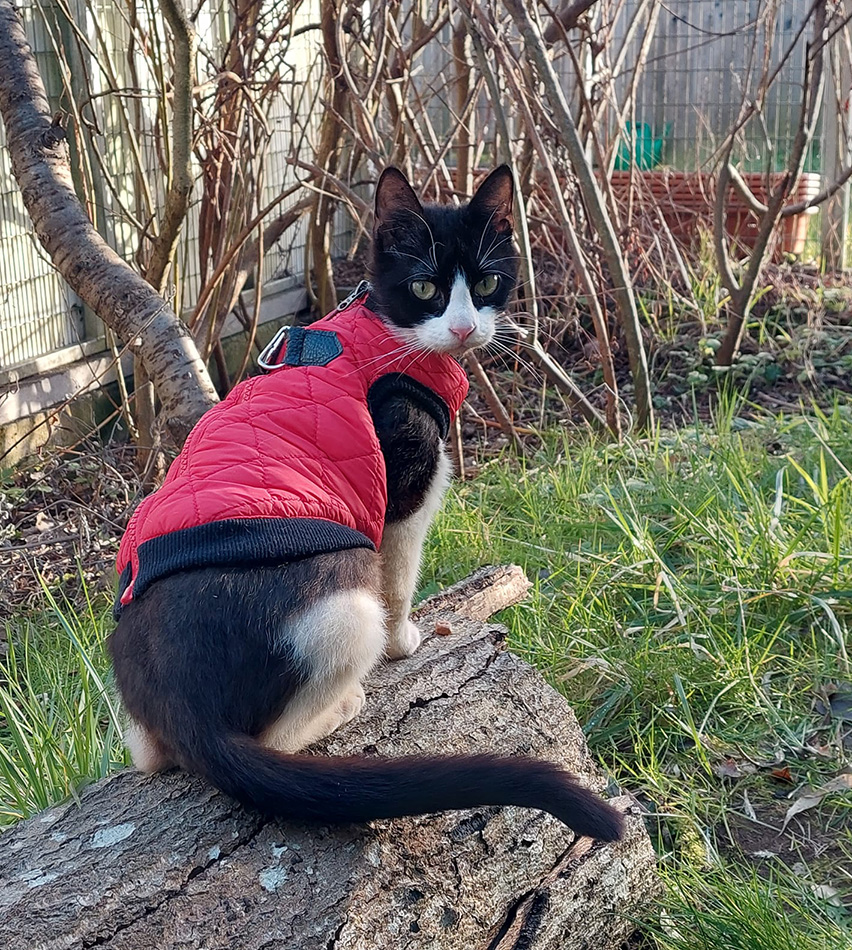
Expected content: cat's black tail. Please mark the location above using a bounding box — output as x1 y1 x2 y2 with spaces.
183 732 625 841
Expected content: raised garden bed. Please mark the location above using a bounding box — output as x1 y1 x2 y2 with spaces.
609 170 822 257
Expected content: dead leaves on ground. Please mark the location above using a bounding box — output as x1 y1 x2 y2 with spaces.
781 772 852 831
712 758 757 780
815 681 852 724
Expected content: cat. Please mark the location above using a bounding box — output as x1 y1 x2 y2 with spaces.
108 166 624 842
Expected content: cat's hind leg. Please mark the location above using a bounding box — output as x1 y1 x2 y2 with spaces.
125 717 173 773
280 681 366 750
260 589 385 753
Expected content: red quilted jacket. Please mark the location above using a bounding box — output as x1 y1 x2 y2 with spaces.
114 295 468 614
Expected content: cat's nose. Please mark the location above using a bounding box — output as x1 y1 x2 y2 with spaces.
450 323 476 342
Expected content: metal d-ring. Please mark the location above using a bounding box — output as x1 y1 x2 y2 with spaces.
256 324 291 371
258 280 372 371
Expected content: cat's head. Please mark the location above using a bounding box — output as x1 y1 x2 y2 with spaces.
368 166 519 356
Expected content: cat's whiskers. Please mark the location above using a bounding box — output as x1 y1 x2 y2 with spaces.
479 254 521 269
506 310 533 333
396 326 443 358
344 340 425 378
493 327 538 351
475 207 501 261
363 340 423 368
494 318 530 340
477 235 506 271
484 337 543 384
488 317 544 378
405 209 441 271
392 250 438 275
396 271 436 287
398 346 433 379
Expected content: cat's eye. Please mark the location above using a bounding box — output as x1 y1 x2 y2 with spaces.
474 274 499 296
410 280 437 301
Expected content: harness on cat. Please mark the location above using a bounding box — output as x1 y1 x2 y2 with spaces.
113 289 468 617
256 280 372 371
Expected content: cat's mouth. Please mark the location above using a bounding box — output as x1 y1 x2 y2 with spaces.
384 317 495 358
445 334 489 357
422 329 493 358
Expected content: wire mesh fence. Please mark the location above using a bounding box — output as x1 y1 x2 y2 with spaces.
608 0 820 172
0 1 84 368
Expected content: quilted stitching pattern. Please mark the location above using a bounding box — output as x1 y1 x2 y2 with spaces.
117 303 469 584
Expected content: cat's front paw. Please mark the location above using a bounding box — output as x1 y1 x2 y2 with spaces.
385 619 422 659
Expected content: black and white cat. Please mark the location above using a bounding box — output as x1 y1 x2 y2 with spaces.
108 167 624 842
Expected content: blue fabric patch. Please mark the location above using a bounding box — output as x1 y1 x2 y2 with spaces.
284 327 343 367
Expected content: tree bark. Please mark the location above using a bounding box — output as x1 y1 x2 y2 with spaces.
0 567 659 950
0 0 217 444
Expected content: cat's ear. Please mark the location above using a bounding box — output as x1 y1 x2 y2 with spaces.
468 165 514 233
373 168 425 246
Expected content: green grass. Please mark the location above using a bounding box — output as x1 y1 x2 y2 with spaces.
0 582 126 825
645 865 848 950
2 401 852 944
427 405 851 773
422 400 852 944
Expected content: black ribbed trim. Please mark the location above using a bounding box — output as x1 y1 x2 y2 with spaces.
114 564 132 620
367 373 451 440
113 518 374 619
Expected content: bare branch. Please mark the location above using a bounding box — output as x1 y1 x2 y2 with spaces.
502 0 653 431
543 0 601 45
781 163 852 215
190 184 307 334
727 164 769 215
713 159 741 300
480 16 621 437
145 0 196 294
466 352 524 453
717 0 829 366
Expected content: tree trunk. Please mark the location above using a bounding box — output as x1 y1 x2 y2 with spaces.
132 357 165 486
0 567 659 950
715 1 828 366
143 0 195 296
0 0 218 445
132 0 196 478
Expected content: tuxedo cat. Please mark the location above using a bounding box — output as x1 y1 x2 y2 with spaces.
108 166 624 842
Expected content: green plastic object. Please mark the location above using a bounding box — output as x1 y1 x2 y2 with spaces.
614 122 668 170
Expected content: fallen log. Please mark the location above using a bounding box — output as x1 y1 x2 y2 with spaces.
0 566 659 949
